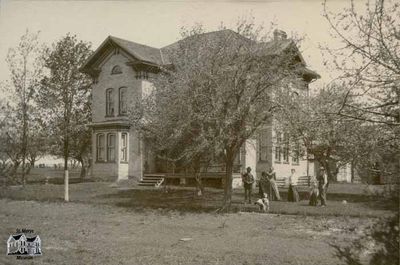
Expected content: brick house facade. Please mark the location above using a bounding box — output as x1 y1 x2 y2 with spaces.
81 30 321 183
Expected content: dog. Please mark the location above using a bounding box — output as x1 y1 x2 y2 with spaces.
254 193 270 212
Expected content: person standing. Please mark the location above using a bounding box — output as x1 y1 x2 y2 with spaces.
317 167 328 207
258 171 270 198
288 168 299 202
309 177 319 206
266 167 281 201
242 167 255 204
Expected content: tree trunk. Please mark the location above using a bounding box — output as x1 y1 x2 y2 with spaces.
21 60 28 188
25 163 32 175
64 136 69 202
221 152 234 212
351 160 355 183
194 171 204 196
193 159 204 196
11 161 20 184
79 158 87 179
21 158 26 187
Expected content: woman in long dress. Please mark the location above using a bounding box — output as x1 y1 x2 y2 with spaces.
266 167 281 201
259 171 270 198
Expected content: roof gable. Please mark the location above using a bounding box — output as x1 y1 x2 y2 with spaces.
82 29 319 80
81 36 163 74
110 36 164 65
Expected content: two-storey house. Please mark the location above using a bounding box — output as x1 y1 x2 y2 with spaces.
81 29 320 183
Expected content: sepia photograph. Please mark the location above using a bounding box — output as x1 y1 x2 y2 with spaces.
0 0 399 264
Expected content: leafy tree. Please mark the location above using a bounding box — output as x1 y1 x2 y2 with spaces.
0 99 20 184
68 98 92 179
25 110 48 173
322 0 399 125
276 85 350 181
36 34 92 201
332 212 399 265
132 21 305 210
322 0 399 184
275 84 386 183
1 30 44 186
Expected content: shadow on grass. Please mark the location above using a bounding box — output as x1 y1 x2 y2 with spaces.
1 182 397 216
279 190 399 211
94 187 398 216
95 188 258 213
27 177 96 185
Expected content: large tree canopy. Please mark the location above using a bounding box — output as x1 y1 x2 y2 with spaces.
321 0 399 183
0 30 43 186
36 34 92 200
323 0 399 125
132 22 311 209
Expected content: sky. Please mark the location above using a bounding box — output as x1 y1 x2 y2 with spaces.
0 0 352 90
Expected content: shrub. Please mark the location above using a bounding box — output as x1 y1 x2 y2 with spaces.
333 212 399 265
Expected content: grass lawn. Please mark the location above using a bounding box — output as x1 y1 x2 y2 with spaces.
0 181 397 218
0 180 397 265
0 198 377 265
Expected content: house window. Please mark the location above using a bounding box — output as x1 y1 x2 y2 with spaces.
107 134 116 162
292 141 300 165
283 133 289 163
258 129 268 161
111 65 122 75
106 88 114 116
275 132 282 162
135 71 148 80
96 134 105 161
121 133 128 162
119 87 127 115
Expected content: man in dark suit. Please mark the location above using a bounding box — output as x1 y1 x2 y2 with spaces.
242 167 255 204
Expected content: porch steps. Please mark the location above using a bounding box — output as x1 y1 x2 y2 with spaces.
138 174 165 187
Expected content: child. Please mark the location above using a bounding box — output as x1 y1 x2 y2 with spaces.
309 178 319 206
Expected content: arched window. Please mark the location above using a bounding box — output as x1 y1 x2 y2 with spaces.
111 65 122 75
106 88 114 116
119 87 127 115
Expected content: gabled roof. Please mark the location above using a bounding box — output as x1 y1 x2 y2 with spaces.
81 36 164 73
81 29 320 80
162 29 304 63
109 36 164 65
162 29 251 50
160 29 251 64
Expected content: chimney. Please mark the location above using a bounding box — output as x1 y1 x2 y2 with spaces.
273 29 287 40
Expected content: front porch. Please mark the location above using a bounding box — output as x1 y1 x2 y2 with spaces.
139 165 243 189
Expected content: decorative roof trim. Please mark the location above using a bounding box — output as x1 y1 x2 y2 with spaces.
88 121 131 129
